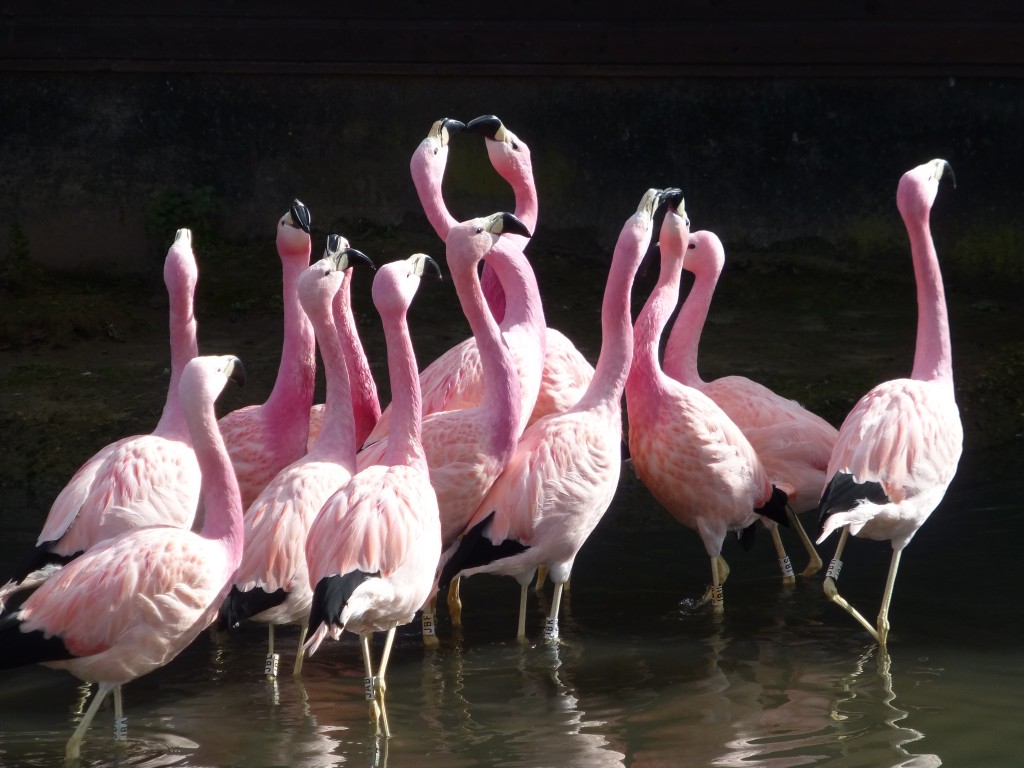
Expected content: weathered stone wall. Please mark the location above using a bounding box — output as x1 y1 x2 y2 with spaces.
1 72 1021 286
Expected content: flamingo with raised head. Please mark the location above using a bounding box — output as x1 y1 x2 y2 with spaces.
817 159 962 646
662 229 836 576
306 240 381 451
0 355 245 760
438 188 670 642
465 114 595 427
218 201 315 509
304 253 442 739
219 237 373 678
625 194 790 613
0 229 202 613
356 212 530 633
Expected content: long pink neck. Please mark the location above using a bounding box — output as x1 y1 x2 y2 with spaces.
577 212 655 411
452 248 520 463
411 143 456 242
309 286 358 473
627 228 684 405
188 386 244 566
155 265 199 440
382 306 426 471
334 271 381 446
663 242 719 388
481 154 538 323
485 237 546 340
906 206 954 384
265 251 316 427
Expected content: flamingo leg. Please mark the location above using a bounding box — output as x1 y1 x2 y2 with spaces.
823 526 881 642
421 596 439 647
375 624 397 740
517 582 529 643
360 634 383 734
66 680 115 760
769 525 797 585
710 555 725 613
292 623 308 677
534 564 548 593
788 508 824 576
544 582 564 641
876 549 903 647
113 684 126 742
447 576 463 626
265 624 280 679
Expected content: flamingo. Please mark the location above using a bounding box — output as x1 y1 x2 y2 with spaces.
304 253 442 739
218 237 373 678
0 355 245 760
0 228 202 613
356 212 530 633
306 243 381 451
625 194 790 613
817 159 962 646
218 200 316 509
465 114 595 427
438 188 671 642
662 229 836 576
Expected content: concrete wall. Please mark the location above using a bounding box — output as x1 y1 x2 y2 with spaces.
1 72 1022 285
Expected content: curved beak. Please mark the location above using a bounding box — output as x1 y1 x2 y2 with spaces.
932 158 955 188
225 356 246 389
288 199 312 233
660 187 684 210
174 228 192 245
465 115 505 141
493 211 532 239
410 253 443 280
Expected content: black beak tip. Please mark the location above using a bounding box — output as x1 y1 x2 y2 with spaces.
466 115 502 138
291 200 312 234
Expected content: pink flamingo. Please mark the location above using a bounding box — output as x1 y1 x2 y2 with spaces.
304 253 442 739
465 114 595 427
0 355 245 760
438 188 670 642
219 237 374 678
625 194 790 613
817 159 962 646
356 212 530 632
662 229 836 575
0 229 202 612
218 200 316 509
306 245 381 451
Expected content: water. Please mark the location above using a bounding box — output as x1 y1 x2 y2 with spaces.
0 440 1020 767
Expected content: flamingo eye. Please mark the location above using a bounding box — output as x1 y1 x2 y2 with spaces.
433 147 439 155
512 141 520 150
688 243 696 250
325 268 331 275
475 226 484 234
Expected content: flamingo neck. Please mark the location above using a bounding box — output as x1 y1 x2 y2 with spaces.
155 279 199 440
452 252 520 462
334 272 381 446
907 214 954 383
578 215 655 411
308 290 358 473
382 310 427 470
265 251 316 427
188 393 244 566
411 145 456 242
663 263 717 387
481 157 538 322
485 238 546 339
626 237 681 403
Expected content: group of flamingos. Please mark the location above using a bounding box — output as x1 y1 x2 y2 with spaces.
0 115 962 758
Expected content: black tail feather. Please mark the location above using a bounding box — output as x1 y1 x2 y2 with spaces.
217 585 288 631
0 612 75 670
3 543 79 590
437 512 529 590
739 522 757 551
755 486 789 527
307 570 379 637
818 472 890 535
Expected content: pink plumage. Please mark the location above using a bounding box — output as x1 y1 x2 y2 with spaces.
218 201 316 509
817 159 962 645
439 188 669 641
625 196 791 613
304 253 442 739
662 228 836 572
0 229 202 612
220 239 372 676
0 355 245 759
